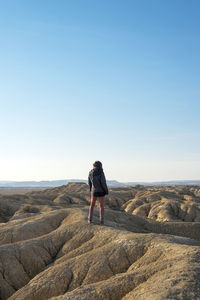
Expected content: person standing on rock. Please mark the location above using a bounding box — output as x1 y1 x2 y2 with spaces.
88 161 109 225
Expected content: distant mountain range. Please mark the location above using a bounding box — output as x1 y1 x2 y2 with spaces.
0 179 200 187
0 179 122 188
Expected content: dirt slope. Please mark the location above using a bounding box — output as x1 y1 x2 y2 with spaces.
0 183 200 299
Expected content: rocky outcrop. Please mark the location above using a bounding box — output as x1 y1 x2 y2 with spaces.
0 184 200 299
122 185 200 222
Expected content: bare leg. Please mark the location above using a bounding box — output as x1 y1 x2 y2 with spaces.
99 196 105 224
88 196 97 222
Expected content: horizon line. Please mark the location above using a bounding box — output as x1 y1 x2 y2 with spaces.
1 179 200 183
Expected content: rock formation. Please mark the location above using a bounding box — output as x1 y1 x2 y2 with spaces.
0 183 200 299
122 185 200 222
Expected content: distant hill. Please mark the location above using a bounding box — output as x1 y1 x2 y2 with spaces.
124 180 200 186
0 179 125 188
0 179 200 187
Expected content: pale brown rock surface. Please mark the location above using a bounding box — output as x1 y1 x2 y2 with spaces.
0 183 200 299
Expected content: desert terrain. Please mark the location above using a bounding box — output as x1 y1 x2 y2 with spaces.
0 183 200 299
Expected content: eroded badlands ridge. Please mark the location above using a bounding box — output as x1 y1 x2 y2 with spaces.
0 183 200 300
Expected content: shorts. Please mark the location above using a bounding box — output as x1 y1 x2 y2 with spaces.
92 192 106 197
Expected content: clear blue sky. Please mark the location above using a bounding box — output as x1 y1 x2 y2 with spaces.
0 0 200 181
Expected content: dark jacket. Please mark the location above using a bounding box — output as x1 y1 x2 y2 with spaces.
88 168 109 196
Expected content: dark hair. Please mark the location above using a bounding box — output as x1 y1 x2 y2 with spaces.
93 161 102 168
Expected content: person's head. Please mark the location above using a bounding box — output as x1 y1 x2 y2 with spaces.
93 161 102 169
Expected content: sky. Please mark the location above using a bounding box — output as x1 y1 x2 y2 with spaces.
0 0 200 182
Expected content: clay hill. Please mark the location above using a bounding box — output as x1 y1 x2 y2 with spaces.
0 183 200 300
